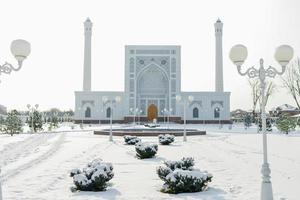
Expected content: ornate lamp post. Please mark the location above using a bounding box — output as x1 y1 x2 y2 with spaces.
77 107 84 128
161 109 166 124
176 95 194 142
0 39 31 82
97 109 101 126
167 108 173 129
137 109 142 125
129 108 135 128
163 108 173 129
0 168 2 200
27 104 39 133
229 44 293 200
0 39 30 200
102 96 121 141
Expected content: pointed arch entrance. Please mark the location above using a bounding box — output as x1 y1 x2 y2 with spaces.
147 104 158 121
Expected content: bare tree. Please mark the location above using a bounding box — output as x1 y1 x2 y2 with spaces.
265 81 277 106
281 58 300 109
248 78 276 121
248 78 261 112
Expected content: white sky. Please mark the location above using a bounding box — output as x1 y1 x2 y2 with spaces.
0 0 299 111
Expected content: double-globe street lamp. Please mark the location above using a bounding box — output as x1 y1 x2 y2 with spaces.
129 108 136 126
176 95 194 142
27 104 39 133
163 108 173 129
77 107 84 128
161 110 165 124
102 96 121 142
129 108 142 127
0 39 30 200
229 44 293 200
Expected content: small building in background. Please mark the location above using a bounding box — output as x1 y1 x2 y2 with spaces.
269 104 300 117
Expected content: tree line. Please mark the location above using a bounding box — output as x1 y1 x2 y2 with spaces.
0 108 74 136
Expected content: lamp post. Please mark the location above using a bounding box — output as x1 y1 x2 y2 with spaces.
215 107 223 129
27 104 39 133
167 108 173 130
97 109 101 126
129 108 136 127
137 109 142 125
163 108 173 129
0 40 30 200
43 112 47 124
176 95 194 142
161 108 167 125
229 44 293 200
0 168 2 200
103 96 121 141
77 107 84 129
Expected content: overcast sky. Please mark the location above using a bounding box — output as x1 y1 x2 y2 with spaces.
0 0 299 111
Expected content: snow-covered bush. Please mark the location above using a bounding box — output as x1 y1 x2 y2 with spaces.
163 157 194 171
135 142 158 159
157 157 212 194
70 158 114 192
124 135 141 145
158 134 175 145
70 168 81 177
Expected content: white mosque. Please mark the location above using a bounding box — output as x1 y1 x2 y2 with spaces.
74 18 231 124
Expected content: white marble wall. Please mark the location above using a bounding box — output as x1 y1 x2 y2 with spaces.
74 91 124 121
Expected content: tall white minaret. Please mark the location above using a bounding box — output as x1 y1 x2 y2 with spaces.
83 18 93 91
214 19 224 92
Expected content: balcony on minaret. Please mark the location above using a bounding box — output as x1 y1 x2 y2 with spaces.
214 19 223 35
84 18 93 33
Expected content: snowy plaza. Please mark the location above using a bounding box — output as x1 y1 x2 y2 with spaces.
0 124 299 200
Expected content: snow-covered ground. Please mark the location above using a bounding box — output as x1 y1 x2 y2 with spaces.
0 124 299 200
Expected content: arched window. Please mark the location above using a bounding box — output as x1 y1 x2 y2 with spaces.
85 107 91 118
106 107 112 118
193 107 199 118
214 107 220 118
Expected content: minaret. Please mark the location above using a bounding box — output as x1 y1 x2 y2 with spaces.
214 19 224 92
83 18 93 91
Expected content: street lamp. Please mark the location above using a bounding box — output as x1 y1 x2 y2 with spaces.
229 44 293 200
0 39 31 82
161 109 166 124
27 104 39 133
102 96 121 141
0 168 2 200
0 40 30 200
77 107 84 129
137 109 142 125
97 109 102 126
214 107 223 129
163 108 173 129
167 108 173 129
130 107 141 127
129 108 135 127
176 95 194 142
